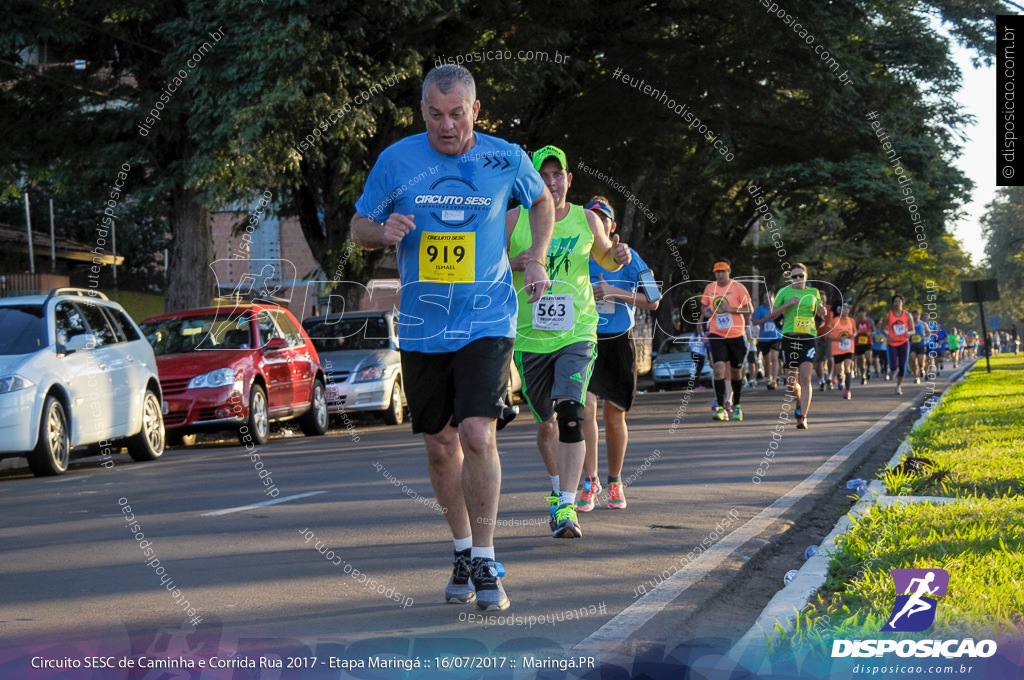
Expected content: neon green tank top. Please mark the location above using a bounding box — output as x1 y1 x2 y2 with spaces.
510 204 598 353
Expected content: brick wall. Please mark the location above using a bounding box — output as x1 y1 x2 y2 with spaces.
210 211 322 322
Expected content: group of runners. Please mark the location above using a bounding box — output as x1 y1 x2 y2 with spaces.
694 276 973 422
350 64 976 614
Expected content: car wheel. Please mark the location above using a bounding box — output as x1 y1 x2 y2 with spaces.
127 389 165 461
300 379 329 436
166 432 197 447
383 384 404 426
28 396 70 476
238 384 269 446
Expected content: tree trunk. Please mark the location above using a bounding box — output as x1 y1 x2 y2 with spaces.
165 186 214 313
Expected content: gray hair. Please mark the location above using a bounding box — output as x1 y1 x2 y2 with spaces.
422 64 476 102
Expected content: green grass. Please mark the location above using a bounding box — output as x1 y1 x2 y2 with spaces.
768 355 1024 658
896 354 1024 497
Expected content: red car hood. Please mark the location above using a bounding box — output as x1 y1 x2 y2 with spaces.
155 350 252 380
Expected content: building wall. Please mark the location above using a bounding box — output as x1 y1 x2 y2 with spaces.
210 210 322 322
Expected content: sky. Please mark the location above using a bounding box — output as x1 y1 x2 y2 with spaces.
949 42 998 266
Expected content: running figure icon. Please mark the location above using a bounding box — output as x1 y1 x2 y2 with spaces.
887 572 938 627
882 568 949 632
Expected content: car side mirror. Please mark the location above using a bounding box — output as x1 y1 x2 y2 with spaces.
64 333 96 354
264 337 288 351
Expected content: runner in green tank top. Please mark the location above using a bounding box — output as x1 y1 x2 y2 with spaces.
505 145 631 540
509 203 598 353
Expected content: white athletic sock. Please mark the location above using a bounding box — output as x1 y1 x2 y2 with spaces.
559 491 576 506
471 546 495 561
549 475 559 493
453 537 472 553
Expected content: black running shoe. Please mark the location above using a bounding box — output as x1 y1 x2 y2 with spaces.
445 549 476 604
470 557 510 610
496 404 519 431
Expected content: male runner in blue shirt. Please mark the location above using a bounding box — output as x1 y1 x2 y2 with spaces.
352 65 554 611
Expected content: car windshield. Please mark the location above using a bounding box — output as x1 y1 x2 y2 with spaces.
658 338 692 355
140 313 253 356
0 306 47 355
303 317 391 353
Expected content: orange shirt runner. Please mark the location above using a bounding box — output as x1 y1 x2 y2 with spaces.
831 317 856 356
701 280 752 339
886 310 911 346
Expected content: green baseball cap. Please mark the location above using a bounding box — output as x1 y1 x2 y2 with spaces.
532 145 567 171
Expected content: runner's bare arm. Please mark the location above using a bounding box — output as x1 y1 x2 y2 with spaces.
587 210 628 271
763 296 798 320
525 189 555 263
522 190 555 303
351 213 415 249
592 274 659 311
505 206 528 271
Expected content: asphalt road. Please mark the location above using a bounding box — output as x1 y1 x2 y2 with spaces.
0 369 958 676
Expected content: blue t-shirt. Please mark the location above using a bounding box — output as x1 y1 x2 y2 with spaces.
354 132 545 353
589 248 650 335
910 321 927 346
753 304 782 340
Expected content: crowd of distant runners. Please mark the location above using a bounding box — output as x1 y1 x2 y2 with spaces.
351 63 982 613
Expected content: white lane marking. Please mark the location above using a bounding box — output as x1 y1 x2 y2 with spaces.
44 475 93 483
568 401 911 654
200 491 327 517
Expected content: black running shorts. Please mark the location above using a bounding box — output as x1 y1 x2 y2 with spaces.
587 333 637 411
782 334 817 368
708 335 746 369
401 337 513 435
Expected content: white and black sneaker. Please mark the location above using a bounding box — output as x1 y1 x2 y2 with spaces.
445 549 476 604
470 557 510 610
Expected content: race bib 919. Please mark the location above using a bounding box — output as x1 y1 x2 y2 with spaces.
419 232 475 283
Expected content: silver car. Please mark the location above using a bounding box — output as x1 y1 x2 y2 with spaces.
651 336 713 390
0 288 164 475
302 311 407 425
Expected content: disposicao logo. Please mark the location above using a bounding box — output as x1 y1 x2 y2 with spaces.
882 568 949 632
831 568 998 659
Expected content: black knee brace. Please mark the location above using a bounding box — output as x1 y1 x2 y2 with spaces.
554 400 585 443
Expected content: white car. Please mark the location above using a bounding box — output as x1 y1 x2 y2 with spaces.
0 288 165 476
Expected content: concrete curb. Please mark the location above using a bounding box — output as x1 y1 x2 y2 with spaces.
726 359 977 671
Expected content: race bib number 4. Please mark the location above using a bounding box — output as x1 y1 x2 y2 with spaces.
419 232 474 283
533 293 573 331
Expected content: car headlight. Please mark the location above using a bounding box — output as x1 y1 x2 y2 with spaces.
187 367 237 389
0 374 35 394
353 365 385 382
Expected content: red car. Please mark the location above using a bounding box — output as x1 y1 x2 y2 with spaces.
140 303 328 446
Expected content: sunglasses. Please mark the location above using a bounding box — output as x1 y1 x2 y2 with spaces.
790 274 806 280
